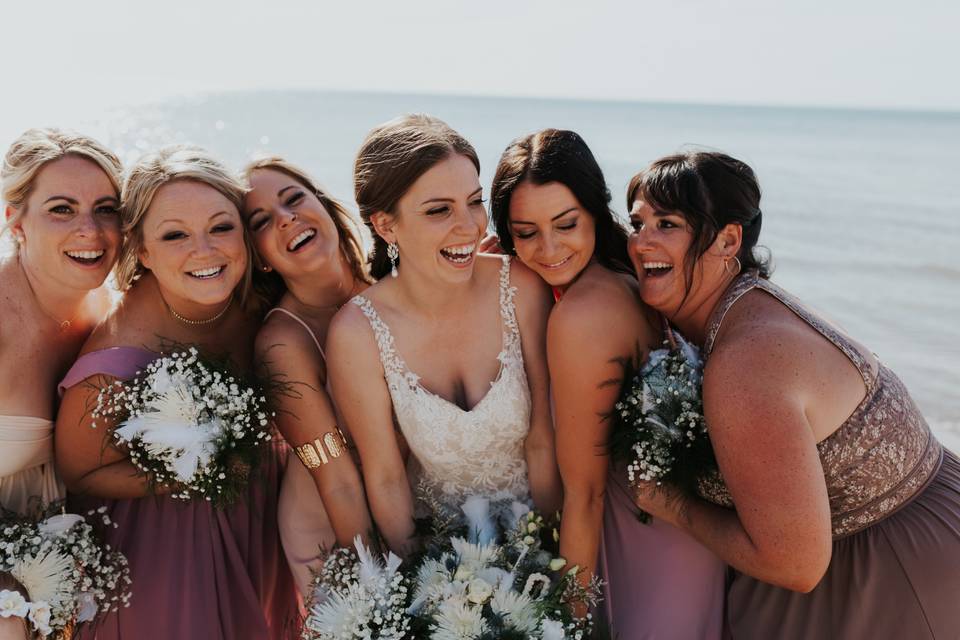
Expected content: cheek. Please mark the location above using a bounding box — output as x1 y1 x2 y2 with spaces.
512 238 537 263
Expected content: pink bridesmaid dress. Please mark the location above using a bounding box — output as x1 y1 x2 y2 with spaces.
59 346 299 640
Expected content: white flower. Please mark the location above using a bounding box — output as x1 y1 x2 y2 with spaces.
490 588 539 633
28 601 53 636
541 618 566 640
10 548 74 608
76 591 98 623
432 597 486 640
460 495 496 546
548 557 567 571
522 573 552 600
465 578 493 605
0 589 29 618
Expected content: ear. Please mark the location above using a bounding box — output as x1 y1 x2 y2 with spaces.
5 205 24 241
370 211 397 245
713 223 743 258
138 244 152 271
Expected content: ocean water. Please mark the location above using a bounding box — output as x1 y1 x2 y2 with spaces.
4 90 959 447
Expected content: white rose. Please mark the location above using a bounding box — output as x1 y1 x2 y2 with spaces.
0 590 30 618
541 618 566 640
466 578 493 605
28 601 52 636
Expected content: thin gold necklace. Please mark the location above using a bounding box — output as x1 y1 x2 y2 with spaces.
163 295 232 326
20 260 76 331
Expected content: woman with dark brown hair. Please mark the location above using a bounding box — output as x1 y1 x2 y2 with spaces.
327 114 562 557
626 150 960 638
490 129 725 639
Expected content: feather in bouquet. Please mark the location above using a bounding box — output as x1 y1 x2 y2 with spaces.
608 329 717 522
302 536 411 639
0 504 132 638
90 346 273 507
406 494 601 640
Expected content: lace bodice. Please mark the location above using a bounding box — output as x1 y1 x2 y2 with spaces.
351 256 532 512
696 271 943 538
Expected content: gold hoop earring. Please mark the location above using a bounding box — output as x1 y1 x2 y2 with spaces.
724 256 742 276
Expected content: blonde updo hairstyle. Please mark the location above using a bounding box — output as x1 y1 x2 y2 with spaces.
1 128 123 254
117 145 254 304
242 156 371 308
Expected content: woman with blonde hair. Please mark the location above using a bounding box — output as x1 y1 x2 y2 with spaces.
0 128 122 515
242 156 373 597
56 146 297 639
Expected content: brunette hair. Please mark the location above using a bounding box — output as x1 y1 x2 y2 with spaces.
2 128 122 254
0 571 35 639
627 150 771 285
117 145 254 305
489 129 632 275
353 114 480 280
242 156 371 308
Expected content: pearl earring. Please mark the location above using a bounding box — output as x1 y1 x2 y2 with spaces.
387 242 399 278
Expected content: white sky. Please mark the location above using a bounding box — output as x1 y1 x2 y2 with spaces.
1 0 958 127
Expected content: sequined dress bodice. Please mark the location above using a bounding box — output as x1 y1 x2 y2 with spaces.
696 271 943 538
352 256 532 511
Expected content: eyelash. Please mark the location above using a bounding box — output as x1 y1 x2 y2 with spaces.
162 224 235 241
426 198 486 216
50 204 119 215
630 219 678 231
513 220 577 240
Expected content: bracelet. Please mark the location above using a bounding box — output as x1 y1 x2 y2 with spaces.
295 428 347 469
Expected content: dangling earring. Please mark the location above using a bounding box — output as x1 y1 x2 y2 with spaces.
387 242 399 278
724 255 742 276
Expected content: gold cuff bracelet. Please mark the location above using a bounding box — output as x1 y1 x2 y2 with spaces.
295 428 347 469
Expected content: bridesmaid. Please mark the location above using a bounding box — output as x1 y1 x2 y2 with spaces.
0 128 122 514
489 129 725 639
626 150 960 638
242 156 373 597
55 146 298 639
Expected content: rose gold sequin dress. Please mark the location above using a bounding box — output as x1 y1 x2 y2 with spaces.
698 271 960 639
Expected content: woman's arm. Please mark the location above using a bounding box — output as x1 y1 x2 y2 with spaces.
511 262 563 515
327 305 417 557
55 375 157 498
255 323 373 547
632 327 833 592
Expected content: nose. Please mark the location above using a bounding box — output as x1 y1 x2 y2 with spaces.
277 207 297 229
190 232 216 256
74 210 100 237
538 231 558 257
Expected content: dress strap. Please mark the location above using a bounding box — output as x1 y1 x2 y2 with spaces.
350 296 408 378
265 307 325 360
496 256 522 356
703 271 876 388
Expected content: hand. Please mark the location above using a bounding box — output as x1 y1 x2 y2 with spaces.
632 479 690 529
478 234 503 254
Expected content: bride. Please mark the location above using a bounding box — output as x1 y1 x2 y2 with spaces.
327 114 562 556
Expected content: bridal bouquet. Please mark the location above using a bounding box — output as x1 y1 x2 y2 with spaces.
406 496 598 640
0 506 132 638
302 495 599 640
91 347 273 507
609 330 716 521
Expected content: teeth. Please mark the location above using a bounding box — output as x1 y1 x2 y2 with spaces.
190 266 223 278
543 256 571 268
287 229 316 251
442 243 475 256
66 250 104 260
642 262 673 269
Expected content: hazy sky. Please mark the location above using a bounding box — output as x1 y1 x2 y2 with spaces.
2 0 957 127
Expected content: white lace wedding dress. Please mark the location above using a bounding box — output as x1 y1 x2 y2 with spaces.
352 255 532 514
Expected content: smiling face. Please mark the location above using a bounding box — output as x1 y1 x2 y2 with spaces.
379 153 487 284
627 198 697 316
10 155 121 291
244 168 344 281
139 180 247 312
507 180 596 287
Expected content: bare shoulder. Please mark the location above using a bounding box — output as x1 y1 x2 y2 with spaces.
327 300 379 358
254 314 322 374
501 256 552 313
550 265 652 347
705 290 821 403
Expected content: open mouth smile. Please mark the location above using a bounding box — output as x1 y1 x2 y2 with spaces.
641 261 674 278
64 249 106 266
439 242 476 266
287 228 316 252
187 265 225 280
539 255 573 270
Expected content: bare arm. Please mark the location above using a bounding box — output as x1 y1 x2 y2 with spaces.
327 305 416 557
551 282 657 586
632 330 833 592
55 375 157 498
511 262 563 515
256 325 373 547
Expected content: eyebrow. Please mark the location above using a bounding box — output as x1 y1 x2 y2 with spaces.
420 187 483 206
247 184 301 218
510 207 578 225
43 195 119 205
